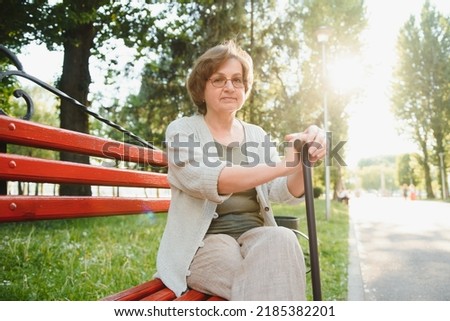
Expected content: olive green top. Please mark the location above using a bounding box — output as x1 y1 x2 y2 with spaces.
207 141 264 239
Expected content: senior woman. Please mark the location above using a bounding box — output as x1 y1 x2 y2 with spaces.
156 40 326 300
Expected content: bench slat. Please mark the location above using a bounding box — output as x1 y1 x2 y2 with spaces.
0 154 169 188
0 116 167 166
141 288 177 301
101 279 167 301
0 196 170 222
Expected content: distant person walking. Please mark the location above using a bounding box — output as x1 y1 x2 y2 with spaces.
402 183 409 200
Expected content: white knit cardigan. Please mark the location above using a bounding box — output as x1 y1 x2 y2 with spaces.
155 114 303 297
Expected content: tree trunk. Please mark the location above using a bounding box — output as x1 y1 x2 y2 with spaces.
421 145 435 199
58 24 95 196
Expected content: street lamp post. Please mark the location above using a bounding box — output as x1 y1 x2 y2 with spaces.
316 26 332 220
438 152 447 199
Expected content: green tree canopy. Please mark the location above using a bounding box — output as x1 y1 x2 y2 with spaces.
392 1 450 198
1 0 166 195
114 0 367 201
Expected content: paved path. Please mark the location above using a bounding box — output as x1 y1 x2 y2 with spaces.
347 196 450 300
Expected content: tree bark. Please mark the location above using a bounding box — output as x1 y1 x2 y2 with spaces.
420 142 435 199
58 23 95 196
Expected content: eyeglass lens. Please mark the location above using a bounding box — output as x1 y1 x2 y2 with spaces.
210 77 245 88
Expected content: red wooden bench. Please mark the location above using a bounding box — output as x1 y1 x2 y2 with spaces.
0 115 226 301
101 278 225 301
0 45 321 301
0 113 226 301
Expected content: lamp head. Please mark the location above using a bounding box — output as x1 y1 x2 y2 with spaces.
316 26 332 43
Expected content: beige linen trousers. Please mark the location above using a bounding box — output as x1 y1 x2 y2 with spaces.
187 226 307 301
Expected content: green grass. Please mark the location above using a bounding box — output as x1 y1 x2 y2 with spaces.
0 200 348 301
0 214 166 300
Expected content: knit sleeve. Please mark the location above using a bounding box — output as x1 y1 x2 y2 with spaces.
245 123 304 205
165 118 231 203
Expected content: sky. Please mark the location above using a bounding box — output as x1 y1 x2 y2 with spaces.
344 0 450 167
14 0 450 168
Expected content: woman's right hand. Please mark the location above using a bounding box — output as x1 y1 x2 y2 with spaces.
284 125 327 166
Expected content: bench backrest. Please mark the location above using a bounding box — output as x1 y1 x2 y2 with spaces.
0 115 170 222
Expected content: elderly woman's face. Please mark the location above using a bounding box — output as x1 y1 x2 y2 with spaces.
203 58 246 116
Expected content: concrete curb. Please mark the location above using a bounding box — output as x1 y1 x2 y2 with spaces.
347 215 365 300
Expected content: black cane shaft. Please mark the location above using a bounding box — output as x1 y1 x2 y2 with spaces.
301 142 322 301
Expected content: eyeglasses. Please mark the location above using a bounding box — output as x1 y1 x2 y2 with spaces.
208 76 246 88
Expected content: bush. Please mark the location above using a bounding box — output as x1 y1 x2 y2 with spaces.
313 187 323 198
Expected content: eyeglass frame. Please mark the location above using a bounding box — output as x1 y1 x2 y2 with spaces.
207 76 247 89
